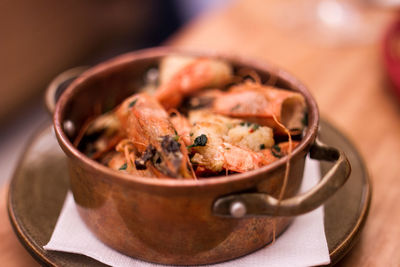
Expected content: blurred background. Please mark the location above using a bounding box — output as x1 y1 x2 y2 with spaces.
0 0 399 186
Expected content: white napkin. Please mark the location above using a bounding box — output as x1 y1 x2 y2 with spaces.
44 157 330 267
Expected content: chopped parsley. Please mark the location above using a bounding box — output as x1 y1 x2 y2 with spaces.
239 121 260 133
259 144 266 150
128 99 138 108
252 124 260 131
249 123 260 133
173 129 179 141
187 134 208 148
240 122 252 127
239 122 259 132
119 163 127 170
271 145 282 158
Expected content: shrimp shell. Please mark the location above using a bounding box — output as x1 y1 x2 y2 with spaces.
156 57 233 110
213 82 306 134
114 93 192 179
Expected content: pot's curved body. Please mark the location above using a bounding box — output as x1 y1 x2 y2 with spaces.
53 48 320 265
68 152 306 264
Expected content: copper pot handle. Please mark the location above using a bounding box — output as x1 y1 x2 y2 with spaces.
213 138 351 217
45 66 88 114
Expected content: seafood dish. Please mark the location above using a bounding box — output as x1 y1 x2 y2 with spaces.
76 56 307 179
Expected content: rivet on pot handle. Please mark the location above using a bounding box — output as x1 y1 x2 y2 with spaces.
45 66 88 115
213 138 351 217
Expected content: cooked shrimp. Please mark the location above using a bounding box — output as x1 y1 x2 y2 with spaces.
159 55 196 85
222 141 300 173
188 111 279 173
219 143 265 172
77 112 124 160
260 141 300 163
78 57 307 180
212 81 306 134
169 110 192 146
114 93 192 179
108 151 157 177
108 152 126 171
156 56 233 110
184 89 223 111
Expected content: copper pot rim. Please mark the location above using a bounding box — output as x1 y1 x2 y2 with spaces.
54 46 320 188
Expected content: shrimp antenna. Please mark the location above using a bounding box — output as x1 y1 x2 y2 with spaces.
270 114 293 244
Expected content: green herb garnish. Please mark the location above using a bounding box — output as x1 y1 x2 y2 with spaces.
240 122 252 127
259 144 266 150
190 133 194 136
252 124 260 131
128 99 138 108
173 129 179 141
271 145 282 158
119 163 127 170
187 134 208 148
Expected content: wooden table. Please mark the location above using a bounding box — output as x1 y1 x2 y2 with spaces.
0 186 39 266
1 0 399 265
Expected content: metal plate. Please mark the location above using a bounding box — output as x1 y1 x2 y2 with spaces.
7 120 371 266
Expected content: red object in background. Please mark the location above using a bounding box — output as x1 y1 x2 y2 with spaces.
383 17 400 101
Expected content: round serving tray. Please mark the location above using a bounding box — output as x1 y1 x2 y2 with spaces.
7 120 370 266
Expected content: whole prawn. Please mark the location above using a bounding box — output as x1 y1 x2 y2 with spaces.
155 56 233 110
112 93 193 179
212 81 306 134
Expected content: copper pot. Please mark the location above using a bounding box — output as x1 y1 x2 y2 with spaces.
47 47 351 265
